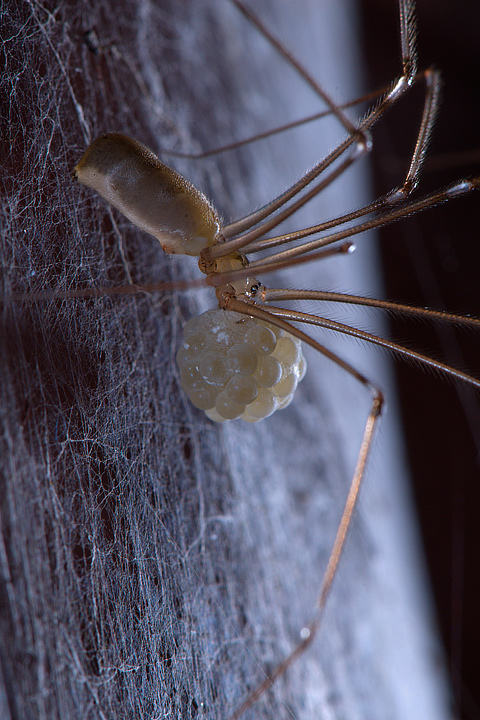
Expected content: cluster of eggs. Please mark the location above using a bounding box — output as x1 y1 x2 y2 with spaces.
176 308 306 422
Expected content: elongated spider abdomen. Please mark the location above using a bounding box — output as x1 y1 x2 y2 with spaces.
176 308 306 422
73 133 311 421
74 133 220 256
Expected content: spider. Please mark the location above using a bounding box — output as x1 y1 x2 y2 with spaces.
2 0 479 718
71 0 480 716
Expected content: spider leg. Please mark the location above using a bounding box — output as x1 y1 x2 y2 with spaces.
222 297 384 719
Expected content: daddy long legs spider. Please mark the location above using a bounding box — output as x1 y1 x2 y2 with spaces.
1 0 479 719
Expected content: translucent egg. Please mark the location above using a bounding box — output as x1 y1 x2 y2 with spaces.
226 345 258 377
254 355 282 388
198 351 230 386
225 375 259 404
215 391 246 420
244 325 277 355
176 308 306 422
273 371 298 398
243 388 278 420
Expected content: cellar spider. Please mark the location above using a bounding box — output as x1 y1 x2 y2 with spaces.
70 0 480 716
2 0 479 719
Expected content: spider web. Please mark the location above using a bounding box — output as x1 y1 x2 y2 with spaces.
0 1 450 719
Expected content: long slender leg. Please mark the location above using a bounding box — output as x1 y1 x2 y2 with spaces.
212 64 445 260
227 180 479 273
257 303 480 391
228 0 425 219
212 132 368 250
223 297 384 718
163 86 389 161
264 287 480 329
398 0 418 78
208 69 441 259
231 0 367 142
205 0 440 262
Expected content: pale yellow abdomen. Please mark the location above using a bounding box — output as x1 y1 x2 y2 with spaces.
74 133 220 256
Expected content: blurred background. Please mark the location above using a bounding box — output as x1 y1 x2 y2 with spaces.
360 1 480 717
